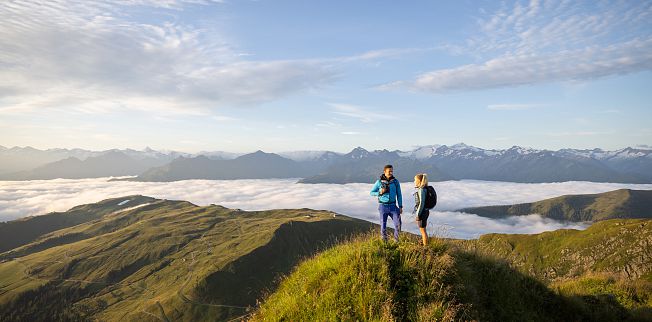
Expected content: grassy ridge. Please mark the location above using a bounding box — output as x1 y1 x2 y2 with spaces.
0 196 374 321
0 195 157 253
458 189 652 221
458 219 652 320
253 233 646 321
464 219 652 282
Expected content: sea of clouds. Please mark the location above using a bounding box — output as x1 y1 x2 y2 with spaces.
1 178 651 239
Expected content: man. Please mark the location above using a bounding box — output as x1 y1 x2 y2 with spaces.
370 164 403 242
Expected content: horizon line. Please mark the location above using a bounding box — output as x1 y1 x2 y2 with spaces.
1 143 650 155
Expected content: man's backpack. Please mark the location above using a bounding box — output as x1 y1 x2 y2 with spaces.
424 186 437 209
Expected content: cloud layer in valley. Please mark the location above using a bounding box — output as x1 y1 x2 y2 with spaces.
2 178 651 238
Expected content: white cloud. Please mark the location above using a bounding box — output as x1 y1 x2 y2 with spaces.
338 47 434 62
115 0 225 9
398 39 652 92
341 131 361 135
472 1 652 55
384 1 652 92
315 121 340 128
428 212 586 240
598 109 622 114
2 178 651 239
212 115 238 122
0 1 431 117
0 1 337 115
487 103 543 111
329 103 392 123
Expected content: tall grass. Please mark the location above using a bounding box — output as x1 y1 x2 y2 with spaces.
252 231 650 321
252 233 462 321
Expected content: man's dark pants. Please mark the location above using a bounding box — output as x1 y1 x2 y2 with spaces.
378 203 401 241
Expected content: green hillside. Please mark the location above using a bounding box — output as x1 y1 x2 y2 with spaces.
459 189 652 221
461 219 652 320
0 195 158 253
0 196 374 321
3 196 651 321
254 220 652 321
462 219 652 282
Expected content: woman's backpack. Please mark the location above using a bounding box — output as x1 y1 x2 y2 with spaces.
424 186 437 209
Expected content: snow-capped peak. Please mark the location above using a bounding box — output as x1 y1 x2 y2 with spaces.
347 147 370 159
413 145 441 159
560 147 652 161
507 146 539 155
450 143 471 150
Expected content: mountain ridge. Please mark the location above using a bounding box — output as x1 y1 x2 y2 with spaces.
463 219 652 282
458 189 652 222
0 151 170 180
2 144 651 183
128 151 314 181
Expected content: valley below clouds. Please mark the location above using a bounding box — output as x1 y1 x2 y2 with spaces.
2 178 652 238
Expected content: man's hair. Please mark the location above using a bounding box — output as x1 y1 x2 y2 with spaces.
384 164 393 170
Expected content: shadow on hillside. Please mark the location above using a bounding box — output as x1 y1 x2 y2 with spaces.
187 219 375 321
249 233 644 322
453 250 636 322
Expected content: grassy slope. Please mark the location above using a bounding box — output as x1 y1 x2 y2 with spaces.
0 195 158 253
253 233 645 321
464 219 652 320
0 196 374 321
459 189 652 221
464 219 652 282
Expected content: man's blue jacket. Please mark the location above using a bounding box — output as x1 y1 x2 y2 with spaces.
370 176 403 208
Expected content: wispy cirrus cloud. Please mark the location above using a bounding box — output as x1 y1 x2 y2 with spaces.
598 109 622 114
329 103 392 123
487 103 544 111
337 47 435 62
212 115 238 122
385 39 652 93
382 1 652 93
315 121 340 128
114 0 226 8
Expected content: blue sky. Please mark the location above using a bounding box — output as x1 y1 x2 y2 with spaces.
0 0 651 153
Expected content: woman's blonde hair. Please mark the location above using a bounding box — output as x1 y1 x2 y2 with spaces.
414 173 428 188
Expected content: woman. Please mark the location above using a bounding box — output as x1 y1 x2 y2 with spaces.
413 173 429 246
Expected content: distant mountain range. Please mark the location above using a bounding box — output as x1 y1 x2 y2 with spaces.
459 189 652 221
414 144 649 183
0 151 173 180
297 147 453 183
1 144 651 183
129 151 317 181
